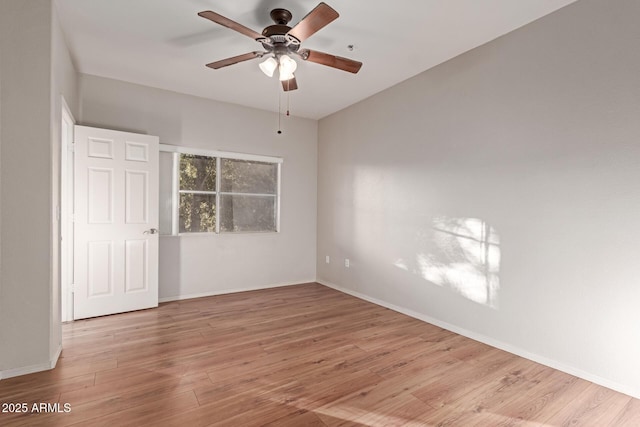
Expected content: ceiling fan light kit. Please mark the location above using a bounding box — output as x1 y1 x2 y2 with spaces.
258 57 278 77
277 55 298 81
198 2 363 92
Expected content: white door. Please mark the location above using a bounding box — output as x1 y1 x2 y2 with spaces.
73 125 159 319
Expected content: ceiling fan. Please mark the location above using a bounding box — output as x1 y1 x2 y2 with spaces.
198 2 362 92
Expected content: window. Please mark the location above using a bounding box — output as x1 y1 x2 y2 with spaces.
179 154 217 233
219 158 278 232
159 146 281 235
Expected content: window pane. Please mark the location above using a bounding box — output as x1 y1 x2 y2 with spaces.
220 159 277 194
220 195 276 232
179 193 216 233
180 154 216 192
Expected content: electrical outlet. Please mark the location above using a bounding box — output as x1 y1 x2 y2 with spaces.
325 255 330 264
345 258 350 268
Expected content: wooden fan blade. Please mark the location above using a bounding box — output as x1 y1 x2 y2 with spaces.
206 52 262 69
287 3 339 43
198 11 263 41
281 77 298 91
303 49 362 73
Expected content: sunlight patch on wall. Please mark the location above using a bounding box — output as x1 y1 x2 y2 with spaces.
395 217 501 308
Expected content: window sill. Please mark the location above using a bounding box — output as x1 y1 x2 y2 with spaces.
160 231 280 238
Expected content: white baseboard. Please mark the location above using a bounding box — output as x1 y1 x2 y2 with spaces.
0 344 62 380
158 279 316 303
318 279 640 400
51 344 62 368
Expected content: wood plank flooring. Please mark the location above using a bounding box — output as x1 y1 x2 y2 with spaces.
0 282 638 426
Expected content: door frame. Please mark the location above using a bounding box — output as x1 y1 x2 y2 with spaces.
61 97 75 322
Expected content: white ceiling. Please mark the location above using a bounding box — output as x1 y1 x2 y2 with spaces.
54 0 577 120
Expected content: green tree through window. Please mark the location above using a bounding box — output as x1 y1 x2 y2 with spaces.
178 154 278 233
220 159 277 232
179 154 216 233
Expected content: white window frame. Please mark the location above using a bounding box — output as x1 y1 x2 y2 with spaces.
160 144 282 235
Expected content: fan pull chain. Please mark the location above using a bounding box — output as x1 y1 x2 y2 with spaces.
276 81 292 134
286 86 290 117
277 86 282 134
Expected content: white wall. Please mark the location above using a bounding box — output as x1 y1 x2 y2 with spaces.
1 0 53 375
79 75 317 300
0 0 77 377
318 0 640 398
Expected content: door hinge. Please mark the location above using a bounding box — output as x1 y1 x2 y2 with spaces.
68 143 75 152
70 284 75 293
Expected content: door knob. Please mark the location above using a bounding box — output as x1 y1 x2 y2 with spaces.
143 228 159 234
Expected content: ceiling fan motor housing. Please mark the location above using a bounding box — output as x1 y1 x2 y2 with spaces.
262 25 292 39
261 9 301 51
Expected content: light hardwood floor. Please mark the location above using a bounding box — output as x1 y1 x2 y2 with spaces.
1 283 639 426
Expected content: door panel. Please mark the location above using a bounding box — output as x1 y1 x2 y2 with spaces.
125 239 148 293
87 241 114 297
125 170 148 223
87 168 114 223
74 125 159 320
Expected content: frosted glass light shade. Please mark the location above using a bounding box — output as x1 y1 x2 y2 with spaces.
278 55 297 81
259 57 278 77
